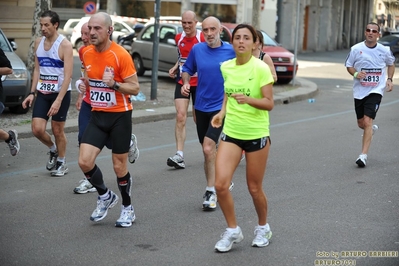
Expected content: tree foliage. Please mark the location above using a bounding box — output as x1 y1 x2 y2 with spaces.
118 0 147 18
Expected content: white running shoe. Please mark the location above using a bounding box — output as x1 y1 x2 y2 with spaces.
203 190 217 211
215 226 244 252
74 178 97 194
356 154 367 167
229 181 234 192
167 153 185 169
6 130 20 156
128 134 139 164
115 205 136 228
90 191 119 222
372 124 379 135
251 224 272 247
51 161 69 176
240 151 245 162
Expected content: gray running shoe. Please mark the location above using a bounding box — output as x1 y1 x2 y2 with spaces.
203 190 217 211
251 224 272 247
167 153 185 169
74 178 97 194
115 205 136 228
6 130 20 156
46 150 58 170
51 161 69 176
128 134 139 164
215 226 244 252
90 191 119 222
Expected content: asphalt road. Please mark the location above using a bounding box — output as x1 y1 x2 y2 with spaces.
0 50 398 266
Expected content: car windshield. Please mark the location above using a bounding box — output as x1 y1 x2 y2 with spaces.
261 31 278 47
0 31 12 52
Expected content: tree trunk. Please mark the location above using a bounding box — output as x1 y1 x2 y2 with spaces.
252 0 260 29
28 0 52 74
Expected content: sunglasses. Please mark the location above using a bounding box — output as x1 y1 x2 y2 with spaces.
366 28 379 33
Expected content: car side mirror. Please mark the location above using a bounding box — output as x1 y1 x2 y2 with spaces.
167 39 176 46
10 41 17 51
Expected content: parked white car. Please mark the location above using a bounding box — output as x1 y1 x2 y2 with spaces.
58 18 80 41
70 16 135 51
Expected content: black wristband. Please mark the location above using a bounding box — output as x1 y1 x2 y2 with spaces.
387 78 393 82
29 92 35 96
113 81 120 91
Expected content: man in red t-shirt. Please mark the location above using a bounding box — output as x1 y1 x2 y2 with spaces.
167 10 205 170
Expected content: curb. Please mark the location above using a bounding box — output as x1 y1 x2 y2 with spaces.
15 77 317 139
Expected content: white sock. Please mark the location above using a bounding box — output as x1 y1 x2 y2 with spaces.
206 186 215 193
226 226 240 233
177 151 183 157
50 144 57 152
123 205 132 210
258 223 270 231
99 190 110 200
57 157 65 163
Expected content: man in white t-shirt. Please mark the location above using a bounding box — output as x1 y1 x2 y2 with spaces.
345 22 395 167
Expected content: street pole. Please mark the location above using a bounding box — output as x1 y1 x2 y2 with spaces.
292 0 300 86
150 0 161 100
252 0 260 29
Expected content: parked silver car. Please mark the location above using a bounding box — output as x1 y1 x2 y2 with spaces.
0 28 31 114
130 22 234 76
130 23 183 76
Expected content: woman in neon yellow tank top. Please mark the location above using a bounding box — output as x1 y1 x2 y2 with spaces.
211 24 274 253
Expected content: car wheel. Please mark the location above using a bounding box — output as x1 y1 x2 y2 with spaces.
9 104 29 114
75 39 83 52
277 78 292 85
132 54 145 76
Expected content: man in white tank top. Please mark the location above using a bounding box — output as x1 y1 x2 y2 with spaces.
345 22 395 167
22 10 73 176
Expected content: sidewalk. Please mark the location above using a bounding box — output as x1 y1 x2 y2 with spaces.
13 77 317 139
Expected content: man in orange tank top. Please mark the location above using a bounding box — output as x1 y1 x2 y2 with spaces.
78 12 140 228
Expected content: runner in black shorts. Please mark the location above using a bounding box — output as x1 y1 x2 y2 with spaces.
22 10 73 177
166 10 205 170
345 22 394 167
78 12 140 228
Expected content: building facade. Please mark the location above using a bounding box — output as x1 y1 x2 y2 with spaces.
0 0 379 63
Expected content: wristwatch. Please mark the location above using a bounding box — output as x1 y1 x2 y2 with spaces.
387 78 393 82
113 81 120 90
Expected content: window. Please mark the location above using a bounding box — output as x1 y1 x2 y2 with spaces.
194 3 237 23
160 26 176 44
141 25 155 41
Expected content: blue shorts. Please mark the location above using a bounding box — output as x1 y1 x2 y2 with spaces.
32 91 71 121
